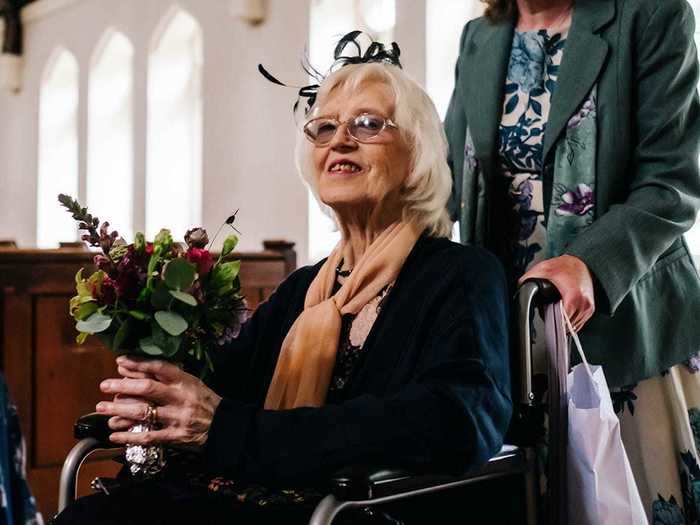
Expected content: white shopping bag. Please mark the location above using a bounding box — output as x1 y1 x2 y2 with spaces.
564 312 648 525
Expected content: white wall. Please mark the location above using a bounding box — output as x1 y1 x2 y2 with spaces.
0 0 480 264
0 0 313 260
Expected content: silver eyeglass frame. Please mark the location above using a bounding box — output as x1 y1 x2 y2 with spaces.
303 113 398 146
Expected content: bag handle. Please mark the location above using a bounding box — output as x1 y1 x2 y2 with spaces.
562 308 594 380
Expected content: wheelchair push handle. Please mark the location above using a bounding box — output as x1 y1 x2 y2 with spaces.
517 278 561 405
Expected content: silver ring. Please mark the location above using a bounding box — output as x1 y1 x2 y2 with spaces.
143 404 157 426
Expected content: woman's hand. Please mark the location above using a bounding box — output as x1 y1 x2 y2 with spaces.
518 254 595 332
96 356 222 450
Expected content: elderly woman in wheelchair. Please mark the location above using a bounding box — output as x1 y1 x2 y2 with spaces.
53 42 512 525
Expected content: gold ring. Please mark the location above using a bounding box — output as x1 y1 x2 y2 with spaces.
143 404 157 426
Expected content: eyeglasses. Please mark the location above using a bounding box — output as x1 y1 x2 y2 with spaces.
303 113 398 146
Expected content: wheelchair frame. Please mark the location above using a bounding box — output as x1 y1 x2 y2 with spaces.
58 279 567 524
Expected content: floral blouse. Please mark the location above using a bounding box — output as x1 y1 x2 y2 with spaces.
497 29 568 282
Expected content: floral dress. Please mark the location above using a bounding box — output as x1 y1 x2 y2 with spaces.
497 29 566 290
498 27 700 525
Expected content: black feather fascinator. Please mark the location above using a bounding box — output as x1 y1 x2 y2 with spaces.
258 30 402 116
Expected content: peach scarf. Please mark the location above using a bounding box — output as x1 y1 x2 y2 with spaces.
264 221 421 410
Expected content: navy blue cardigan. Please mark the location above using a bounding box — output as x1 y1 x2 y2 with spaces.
203 235 512 486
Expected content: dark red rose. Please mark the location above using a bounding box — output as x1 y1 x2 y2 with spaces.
145 243 154 255
113 246 148 301
186 248 214 275
185 228 209 249
99 276 117 306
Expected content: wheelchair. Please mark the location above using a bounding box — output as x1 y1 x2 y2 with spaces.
57 279 567 524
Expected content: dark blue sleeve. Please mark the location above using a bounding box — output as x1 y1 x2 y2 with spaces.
203 249 512 485
207 266 311 400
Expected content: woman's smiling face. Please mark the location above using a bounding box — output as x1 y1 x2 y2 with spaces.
311 80 412 215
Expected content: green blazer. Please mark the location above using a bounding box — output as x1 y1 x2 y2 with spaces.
445 0 700 387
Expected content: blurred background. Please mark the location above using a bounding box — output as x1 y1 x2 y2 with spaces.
0 0 699 264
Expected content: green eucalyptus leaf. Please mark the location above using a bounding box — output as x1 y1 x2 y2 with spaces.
139 337 164 356
161 335 182 358
170 290 197 306
150 323 181 358
163 258 196 290
154 310 188 336
151 283 173 310
112 319 132 352
221 235 238 258
76 312 112 334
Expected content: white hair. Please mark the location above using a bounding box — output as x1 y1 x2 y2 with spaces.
294 62 454 238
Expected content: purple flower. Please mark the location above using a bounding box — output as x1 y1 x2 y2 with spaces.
556 184 594 216
216 305 250 346
464 140 478 172
513 179 534 210
567 97 596 129
684 354 700 374
98 221 119 254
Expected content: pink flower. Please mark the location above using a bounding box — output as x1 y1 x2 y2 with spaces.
186 248 214 275
93 254 112 272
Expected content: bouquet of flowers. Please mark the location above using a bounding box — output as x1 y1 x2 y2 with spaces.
59 194 247 476
58 194 247 379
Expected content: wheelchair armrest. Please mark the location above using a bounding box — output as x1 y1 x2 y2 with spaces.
74 412 119 447
329 447 529 501
330 465 412 500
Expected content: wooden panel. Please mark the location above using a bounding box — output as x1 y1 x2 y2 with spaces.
241 286 264 310
261 287 277 302
2 290 33 448
34 296 117 466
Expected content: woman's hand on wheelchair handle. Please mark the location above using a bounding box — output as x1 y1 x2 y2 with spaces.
95 356 222 450
518 254 595 332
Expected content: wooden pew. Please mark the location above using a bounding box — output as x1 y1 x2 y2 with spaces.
0 240 296 518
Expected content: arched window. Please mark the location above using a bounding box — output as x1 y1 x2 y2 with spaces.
88 31 134 241
425 1 483 120
307 0 396 262
425 2 483 243
37 49 79 248
146 8 203 240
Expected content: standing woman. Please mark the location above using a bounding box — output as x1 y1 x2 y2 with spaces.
445 0 700 520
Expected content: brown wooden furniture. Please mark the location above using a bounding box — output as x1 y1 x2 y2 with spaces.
0 241 296 519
